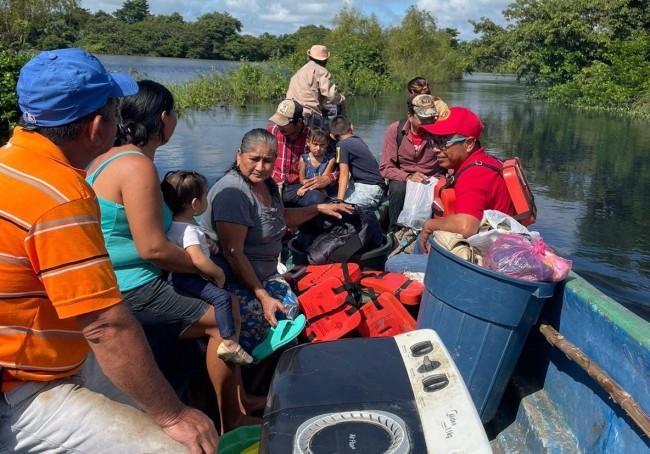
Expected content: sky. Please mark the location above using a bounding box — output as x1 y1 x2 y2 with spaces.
79 0 512 42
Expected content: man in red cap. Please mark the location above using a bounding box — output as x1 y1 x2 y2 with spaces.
417 107 514 250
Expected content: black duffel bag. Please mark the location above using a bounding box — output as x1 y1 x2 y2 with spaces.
295 205 383 265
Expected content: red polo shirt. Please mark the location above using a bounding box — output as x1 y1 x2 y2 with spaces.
454 148 515 220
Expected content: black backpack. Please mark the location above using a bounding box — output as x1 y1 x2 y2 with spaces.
395 117 408 152
295 206 384 265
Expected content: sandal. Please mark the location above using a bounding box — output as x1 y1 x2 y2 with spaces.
217 342 254 365
252 314 306 361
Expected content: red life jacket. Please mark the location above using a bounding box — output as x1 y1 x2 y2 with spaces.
285 263 418 342
433 157 537 226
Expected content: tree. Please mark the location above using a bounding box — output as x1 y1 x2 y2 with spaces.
546 34 650 108
222 33 290 61
0 50 31 141
34 6 90 49
76 11 128 55
384 6 464 85
327 6 388 95
143 13 187 58
442 28 460 48
113 0 150 25
466 18 510 73
502 0 607 86
257 32 293 60
470 0 650 113
0 0 79 49
287 25 331 57
185 12 242 59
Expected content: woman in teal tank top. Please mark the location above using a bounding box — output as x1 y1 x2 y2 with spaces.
86 81 263 433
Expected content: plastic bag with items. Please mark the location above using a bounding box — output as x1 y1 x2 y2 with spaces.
483 233 572 282
397 177 438 230
467 210 541 256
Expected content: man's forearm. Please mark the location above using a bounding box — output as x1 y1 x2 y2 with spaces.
78 304 185 426
337 172 349 199
423 214 481 239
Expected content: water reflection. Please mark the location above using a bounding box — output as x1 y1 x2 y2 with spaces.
100 54 238 84
492 102 650 318
101 57 648 319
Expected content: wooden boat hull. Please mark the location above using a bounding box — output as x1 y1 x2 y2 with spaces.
491 272 650 452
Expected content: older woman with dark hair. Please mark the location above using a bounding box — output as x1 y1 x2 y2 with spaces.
201 128 353 351
86 80 259 433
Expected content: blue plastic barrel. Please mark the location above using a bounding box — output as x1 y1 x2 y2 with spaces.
417 241 556 423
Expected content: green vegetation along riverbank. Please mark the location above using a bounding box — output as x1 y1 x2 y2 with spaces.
1 0 649 141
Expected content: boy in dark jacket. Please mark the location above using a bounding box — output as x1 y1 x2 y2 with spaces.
330 115 385 209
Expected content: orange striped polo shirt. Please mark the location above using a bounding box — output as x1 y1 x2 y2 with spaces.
0 127 123 392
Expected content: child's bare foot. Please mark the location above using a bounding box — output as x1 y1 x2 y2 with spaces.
217 341 253 365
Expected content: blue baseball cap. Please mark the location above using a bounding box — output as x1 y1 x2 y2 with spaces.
17 48 139 127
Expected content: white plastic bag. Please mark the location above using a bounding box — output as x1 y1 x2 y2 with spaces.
467 210 540 256
397 177 438 230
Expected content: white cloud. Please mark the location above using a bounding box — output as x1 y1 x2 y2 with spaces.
79 0 511 41
417 0 511 38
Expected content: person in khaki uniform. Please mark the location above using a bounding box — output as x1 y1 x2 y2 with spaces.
285 44 346 127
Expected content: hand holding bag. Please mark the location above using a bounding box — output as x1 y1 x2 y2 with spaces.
397 177 438 230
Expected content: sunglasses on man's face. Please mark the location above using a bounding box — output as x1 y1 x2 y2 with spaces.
431 136 467 149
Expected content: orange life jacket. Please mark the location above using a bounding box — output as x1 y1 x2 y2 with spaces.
298 276 363 342
433 157 537 226
356 289 416 338
287 263 419 341
359 271 424 306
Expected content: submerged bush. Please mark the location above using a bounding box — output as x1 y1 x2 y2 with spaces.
169 61 289 112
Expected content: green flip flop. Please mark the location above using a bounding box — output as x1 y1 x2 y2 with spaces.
252 314 306 361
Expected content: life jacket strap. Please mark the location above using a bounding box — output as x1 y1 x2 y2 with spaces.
359 271 414 301
395 279 413 299
364 287 384 310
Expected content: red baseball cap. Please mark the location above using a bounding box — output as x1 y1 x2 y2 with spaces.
418 106 484 139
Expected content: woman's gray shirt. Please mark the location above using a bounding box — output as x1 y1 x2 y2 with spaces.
201 170 286 282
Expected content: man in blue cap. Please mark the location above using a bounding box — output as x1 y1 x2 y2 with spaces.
0 48 218 453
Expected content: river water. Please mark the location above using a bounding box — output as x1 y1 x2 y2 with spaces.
99 55 650 320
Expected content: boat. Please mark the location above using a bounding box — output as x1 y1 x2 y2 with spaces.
488 270 649 452
255 236 650 453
